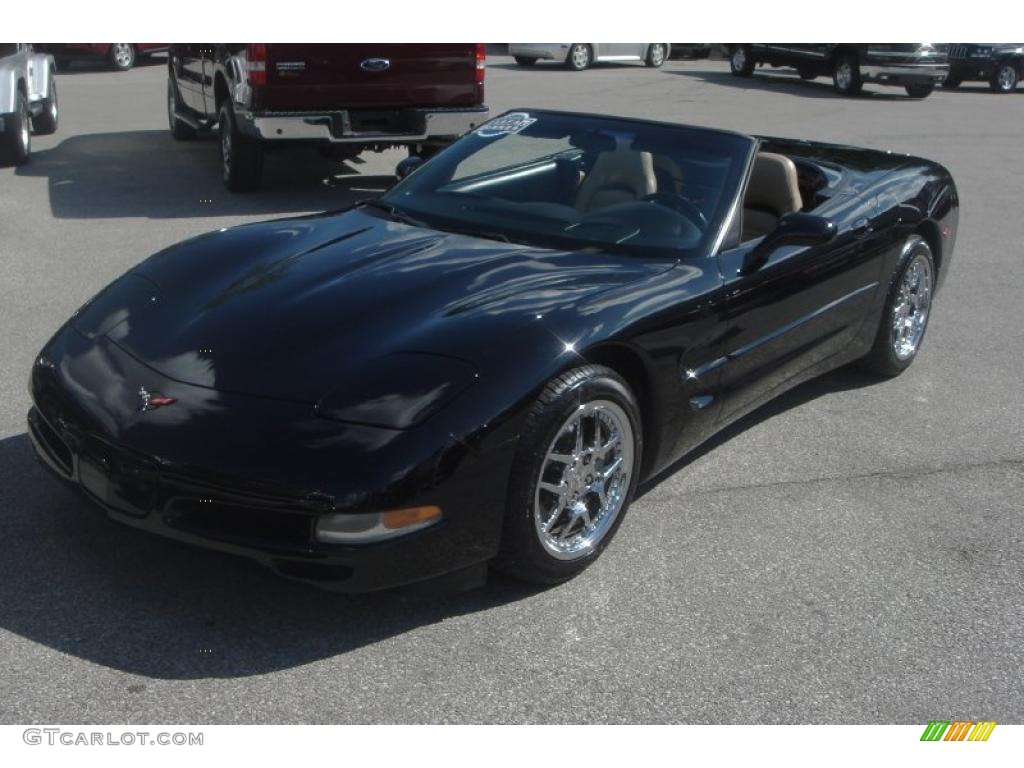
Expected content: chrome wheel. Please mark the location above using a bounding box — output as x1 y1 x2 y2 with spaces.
731 47 746 70
569 44 591 70
891 252 933 360
221 123 232 179
835 61 853 91
997 64 1017 90
534 400 634 561
111 43 134 69
649 44 666 67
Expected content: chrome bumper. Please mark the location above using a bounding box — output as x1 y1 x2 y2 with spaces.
861 64 949 83
238 107 489 144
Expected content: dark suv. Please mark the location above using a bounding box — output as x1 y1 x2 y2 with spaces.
945 44 1024 93
727 44 949 98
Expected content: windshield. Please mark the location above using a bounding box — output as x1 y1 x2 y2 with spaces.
382 110 755 258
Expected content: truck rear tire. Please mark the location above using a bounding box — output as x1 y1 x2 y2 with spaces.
0 91 31 166
219 102 263 192
832 52 863 95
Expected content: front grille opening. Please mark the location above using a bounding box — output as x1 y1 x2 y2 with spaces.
166 500 313 550
31 412 73 476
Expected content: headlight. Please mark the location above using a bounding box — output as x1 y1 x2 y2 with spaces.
315 353 478 429
971 48 993 57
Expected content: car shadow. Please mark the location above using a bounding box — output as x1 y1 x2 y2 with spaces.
15 130 394 219
0 366 876 680
671 68 918 101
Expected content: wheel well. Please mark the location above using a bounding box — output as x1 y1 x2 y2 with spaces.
831 45 859 64
916 220 943 277
582 344 657 473
214 73 230 111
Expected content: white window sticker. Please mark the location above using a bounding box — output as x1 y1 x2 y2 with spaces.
476 112 537 138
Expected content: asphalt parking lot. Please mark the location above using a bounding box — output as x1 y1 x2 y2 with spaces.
1 51 1023 724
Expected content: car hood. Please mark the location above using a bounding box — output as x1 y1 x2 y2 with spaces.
76 208 665 405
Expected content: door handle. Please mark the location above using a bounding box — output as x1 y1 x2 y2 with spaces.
852 218 873 239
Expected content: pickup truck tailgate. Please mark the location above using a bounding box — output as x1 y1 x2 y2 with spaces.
261 44 482 110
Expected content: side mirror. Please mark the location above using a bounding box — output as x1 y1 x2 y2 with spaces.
746 212 836 272
395 155 425 180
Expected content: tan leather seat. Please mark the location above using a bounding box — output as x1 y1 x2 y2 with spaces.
742 152 803 241
575 147 657 213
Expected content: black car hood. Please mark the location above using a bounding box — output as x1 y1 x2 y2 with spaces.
80 209 664 404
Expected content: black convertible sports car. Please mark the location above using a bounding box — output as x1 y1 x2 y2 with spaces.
28 110 958 591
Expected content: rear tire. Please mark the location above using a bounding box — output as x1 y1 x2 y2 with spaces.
729 45 755 76
859 235 935 378
645 44 667 68
905 83 935 98
832 52 863 95
219 102 263 192
514 56 537 67
942 73 962 89
32 75 58 135
109 43 136 71
565 44 592 71
0 91 31 166
990 62 1019 93
494 365 643 585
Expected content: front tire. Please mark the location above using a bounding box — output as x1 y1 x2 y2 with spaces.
109 43 136 71
32 75 58 135
0 91 31 166
565 44 592 71
905 83 935 99
832 52 863 95
645 44 667 68
729 45 755 76
859 235 936 377
218 102 264 192
494 365 643 585
943 73 962 89
990 62 1019 93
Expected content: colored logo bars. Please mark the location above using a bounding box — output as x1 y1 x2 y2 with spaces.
920 721 997 741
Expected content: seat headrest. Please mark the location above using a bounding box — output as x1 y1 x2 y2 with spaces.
745 152 802 217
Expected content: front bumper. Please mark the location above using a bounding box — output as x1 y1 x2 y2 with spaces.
236 106 489 144
27 329 517 591
860 63 949 86
948 60 997 80
508 44 569 62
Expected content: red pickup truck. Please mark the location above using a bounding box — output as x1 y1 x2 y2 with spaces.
167 44 489 191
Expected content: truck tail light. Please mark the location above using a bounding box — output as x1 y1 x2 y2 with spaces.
475 43 486 100
246 43 267 86
474 43 486 80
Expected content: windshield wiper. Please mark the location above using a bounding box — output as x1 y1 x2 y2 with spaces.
356 199 428 228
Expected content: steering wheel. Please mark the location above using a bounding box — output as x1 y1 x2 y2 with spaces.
640 193 709 231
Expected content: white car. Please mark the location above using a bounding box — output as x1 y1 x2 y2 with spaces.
508 43 670 71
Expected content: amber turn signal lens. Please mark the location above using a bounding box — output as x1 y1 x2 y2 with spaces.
382 505 442 530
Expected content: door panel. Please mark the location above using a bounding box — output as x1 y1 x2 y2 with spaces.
713 191 885 421
172 44 206 114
